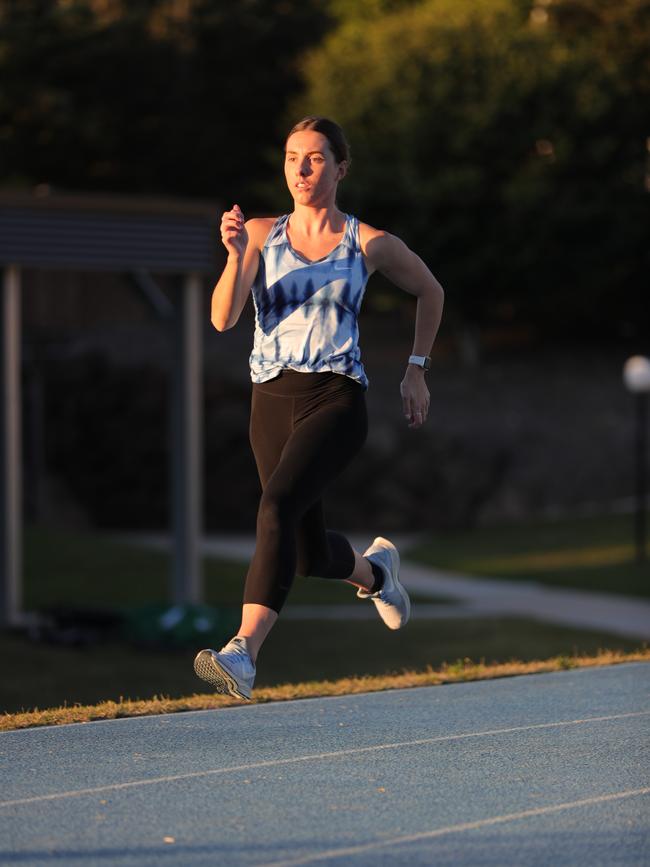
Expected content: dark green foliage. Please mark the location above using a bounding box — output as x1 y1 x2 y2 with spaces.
2 0 648 336
291 0 650 339
0 0 333 204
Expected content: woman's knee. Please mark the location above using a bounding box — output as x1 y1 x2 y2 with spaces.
296 532 354 580
257 489 297 535
295 550 325 578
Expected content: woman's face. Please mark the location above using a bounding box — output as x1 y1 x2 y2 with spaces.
284 130 346 207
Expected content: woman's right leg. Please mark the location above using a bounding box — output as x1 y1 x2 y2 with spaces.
236 603 278 664
244 378 368 620
233 385 295 660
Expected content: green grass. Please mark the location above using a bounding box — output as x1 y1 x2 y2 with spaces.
11 515 646 718
5 648 649 731
2 617 644 715
404 512 650 597
23 523 445 611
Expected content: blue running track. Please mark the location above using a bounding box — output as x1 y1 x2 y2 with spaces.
1 662 649 866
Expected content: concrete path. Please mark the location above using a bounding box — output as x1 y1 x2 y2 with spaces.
1 662 648 865
400 560 650 641
111 532 650 641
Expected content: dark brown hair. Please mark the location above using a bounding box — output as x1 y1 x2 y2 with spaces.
285 116 351 167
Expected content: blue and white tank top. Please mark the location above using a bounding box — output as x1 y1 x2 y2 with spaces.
249 212 370 390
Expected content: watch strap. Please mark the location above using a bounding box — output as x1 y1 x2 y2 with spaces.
408 354 431 370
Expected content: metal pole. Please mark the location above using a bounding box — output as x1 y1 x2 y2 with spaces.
0 264 22 626
170 271 204 604
635 392 647 564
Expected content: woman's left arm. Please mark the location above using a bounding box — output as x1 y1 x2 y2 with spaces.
363 228 445 429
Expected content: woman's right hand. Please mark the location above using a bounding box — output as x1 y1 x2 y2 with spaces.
220 203 248 259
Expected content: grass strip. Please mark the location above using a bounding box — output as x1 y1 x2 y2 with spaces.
23 524 445 609
2 646 648 732
405 512 649 597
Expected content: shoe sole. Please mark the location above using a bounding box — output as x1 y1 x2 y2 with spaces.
369 536 410 629
193 650 251 701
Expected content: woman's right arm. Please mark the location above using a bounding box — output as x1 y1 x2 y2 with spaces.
211 204 273 331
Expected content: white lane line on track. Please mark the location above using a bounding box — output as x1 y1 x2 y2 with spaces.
1 709 648 809
261 787 650 866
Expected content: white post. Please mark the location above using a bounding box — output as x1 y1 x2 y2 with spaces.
170 271 204 604
1 264 22 626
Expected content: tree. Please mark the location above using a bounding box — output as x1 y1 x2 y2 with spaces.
0 0 333 206
288 0 650 341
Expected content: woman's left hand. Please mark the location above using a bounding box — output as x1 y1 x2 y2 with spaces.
400 367 430 429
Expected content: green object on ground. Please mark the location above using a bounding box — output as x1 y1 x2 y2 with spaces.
122 603 239 649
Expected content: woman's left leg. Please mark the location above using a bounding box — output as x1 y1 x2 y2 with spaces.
295 498 375 591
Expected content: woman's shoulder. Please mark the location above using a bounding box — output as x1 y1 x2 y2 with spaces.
357 219 388 247
245 215 282 230
245 215 286 251
357 220 402 272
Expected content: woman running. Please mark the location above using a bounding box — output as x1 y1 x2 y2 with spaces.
194 116 444 700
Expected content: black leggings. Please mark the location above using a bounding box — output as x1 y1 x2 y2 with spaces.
244 369 369 613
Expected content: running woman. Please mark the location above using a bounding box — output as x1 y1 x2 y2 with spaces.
194 116 444 700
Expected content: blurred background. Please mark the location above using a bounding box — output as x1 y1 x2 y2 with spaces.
1 0 648 715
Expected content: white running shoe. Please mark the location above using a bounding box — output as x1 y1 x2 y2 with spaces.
357 536 411 630
193 636 256 700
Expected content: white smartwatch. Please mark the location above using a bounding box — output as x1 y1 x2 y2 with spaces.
408 354 431 371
